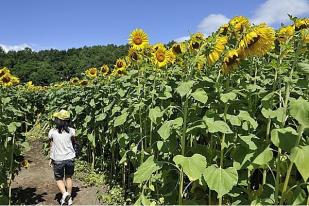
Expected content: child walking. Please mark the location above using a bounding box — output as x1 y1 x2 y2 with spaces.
49 110 76 205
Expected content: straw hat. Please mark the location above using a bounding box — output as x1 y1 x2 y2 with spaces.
52 109 70 120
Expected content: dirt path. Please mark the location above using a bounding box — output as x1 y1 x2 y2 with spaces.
11 140 101 205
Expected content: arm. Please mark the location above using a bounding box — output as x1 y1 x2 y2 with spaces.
49 139 53 167
48 129 53 167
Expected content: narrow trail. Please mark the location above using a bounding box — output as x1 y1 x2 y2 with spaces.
11 140 101 205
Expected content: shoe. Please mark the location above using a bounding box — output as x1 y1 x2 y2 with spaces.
60 192 71 205
68 197 73 205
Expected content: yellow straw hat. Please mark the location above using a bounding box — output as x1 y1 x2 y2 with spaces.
52 109 70 120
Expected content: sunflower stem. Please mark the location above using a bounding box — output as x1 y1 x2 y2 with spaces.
178 96 189 205
280 125 304 205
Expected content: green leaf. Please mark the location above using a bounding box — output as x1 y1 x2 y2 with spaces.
84 115 92 123
298 62 309 74
95 113 106 121
149 107 163 124
8 122 17 133
252 147 273 167
1 97 11 104
203 165 238 198
261 108 276 119
157 121 171 140
289 99 309 128
220 92 237 103
191 88 208 104
238 111 258 130
204 118 233 134
114 112 128 127
275 107 285 123
170 117 183 128
271 127 298 152
87 133 96 148
290 146 309 181
75 105 84 114
20 141 31 152
226 114 241 126
176 81 195 97
133 156 162 184
90 99 95 107
173 154 207 181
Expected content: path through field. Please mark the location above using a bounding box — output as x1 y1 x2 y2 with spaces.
11 140 101 205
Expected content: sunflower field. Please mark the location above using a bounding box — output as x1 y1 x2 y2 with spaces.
1 16 309 205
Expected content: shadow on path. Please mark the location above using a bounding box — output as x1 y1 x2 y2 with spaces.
12 187 47 205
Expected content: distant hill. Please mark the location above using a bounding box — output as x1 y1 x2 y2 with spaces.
0 44 129 85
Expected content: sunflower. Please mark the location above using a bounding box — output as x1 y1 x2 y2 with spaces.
26 81 34 87
128 47 140 62
168 49 176 64
171 42 187 55
207 36 228 65
221 50 240 74
229 16 250 33
21 160 30 169
115 68 127 76
152 43 165 52
195 54 206 70
70 77 80 84
129 29 149 50
0 67 10 78
0 73 19 87
152 45 173 68
238 24 275 58
277 25 295 43
100 65 110 76
114 58 127 70
85 67 98 78
295 18 309 31
301 29 309 44
218 24 229 36
189 32 205 50
80 79 88 86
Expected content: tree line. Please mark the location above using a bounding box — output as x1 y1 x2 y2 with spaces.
0 44 129 85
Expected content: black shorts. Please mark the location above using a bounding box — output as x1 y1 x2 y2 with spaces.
52 159 75 180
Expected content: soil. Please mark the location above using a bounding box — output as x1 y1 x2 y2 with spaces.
11 140 102 205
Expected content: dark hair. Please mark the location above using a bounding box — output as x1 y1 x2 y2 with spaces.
54 118 70 133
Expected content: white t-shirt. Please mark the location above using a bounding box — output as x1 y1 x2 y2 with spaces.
48 127 76 161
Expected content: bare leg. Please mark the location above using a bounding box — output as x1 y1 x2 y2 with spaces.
65 177 73 195
56 180 66 194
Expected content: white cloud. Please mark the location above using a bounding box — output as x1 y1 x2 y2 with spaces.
174 36 190 42
252 0 309 25
0 43 32 52
197 14 230 35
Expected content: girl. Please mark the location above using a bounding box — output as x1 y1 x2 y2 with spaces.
49 110 76 205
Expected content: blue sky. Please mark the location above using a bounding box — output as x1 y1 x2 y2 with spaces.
0 0 308 51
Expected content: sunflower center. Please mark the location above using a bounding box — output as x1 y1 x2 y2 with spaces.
73 79 78 83
0 71 5 77
133 36 143 45
90 70 96 75
247 35 261 48
156 51 166 62
226 54 239 66
173 45 182 54
117 61 123 68
192 42 200 49
81 80 88 85
117 69 123 75
296 23 308 31
101 67 107 73
2 76 11 83
131 52 138 61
